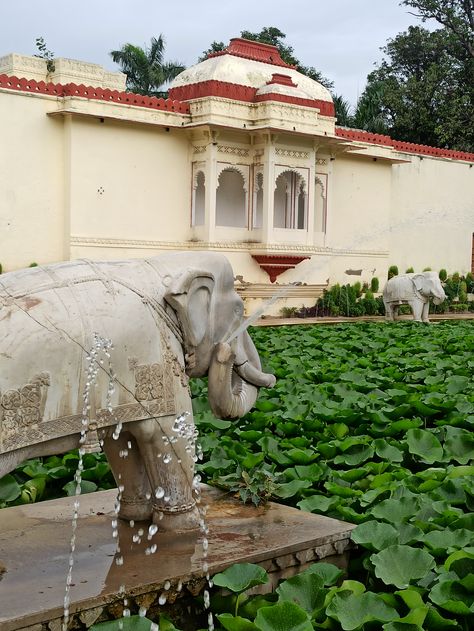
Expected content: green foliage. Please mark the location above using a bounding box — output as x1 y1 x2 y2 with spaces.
110 35 185 97
34 36 55 74
360 23 474 151
190 321 474 630
388 265 399 279
91 616 155 631
0 451 114 508
279 306 299 318
370 277 380 293
423 267 432 272
439 268 448 281
405 267 414 274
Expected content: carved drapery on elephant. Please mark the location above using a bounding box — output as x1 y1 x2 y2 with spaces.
383 271 446 322
0 253 275 529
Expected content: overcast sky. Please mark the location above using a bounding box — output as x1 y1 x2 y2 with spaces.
2 0 429 106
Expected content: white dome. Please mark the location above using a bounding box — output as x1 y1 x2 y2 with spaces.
170 39 333 104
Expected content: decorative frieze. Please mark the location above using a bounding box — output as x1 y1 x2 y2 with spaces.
316 158 328 166
276 148 309 159
217 145 249 157
193 145 206 154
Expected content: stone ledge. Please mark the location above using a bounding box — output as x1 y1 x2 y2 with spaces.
0 486 354 630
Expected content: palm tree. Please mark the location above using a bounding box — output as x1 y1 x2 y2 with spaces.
110 35 185 97
332 94 353 127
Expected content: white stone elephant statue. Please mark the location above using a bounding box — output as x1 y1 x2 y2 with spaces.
383 271 446 322
0 253 275 529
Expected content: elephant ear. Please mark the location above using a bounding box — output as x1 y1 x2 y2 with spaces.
412 274 426 292
164 270 215 347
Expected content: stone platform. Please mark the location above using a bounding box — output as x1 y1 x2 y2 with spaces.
0 486 354 630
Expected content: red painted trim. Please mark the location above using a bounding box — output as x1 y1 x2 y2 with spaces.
169 80 335 116
169 80 257 103
0 74 190 114
252 254 309 283
207 38 295 69
335 126 474 163
267 73 296 87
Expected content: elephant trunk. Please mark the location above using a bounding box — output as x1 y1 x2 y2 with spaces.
208 331 275 419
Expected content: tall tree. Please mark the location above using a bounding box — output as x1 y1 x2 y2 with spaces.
357 25 474 150
110 35 185 97
332 94 353 127
199 27 334 90
403 0 474 58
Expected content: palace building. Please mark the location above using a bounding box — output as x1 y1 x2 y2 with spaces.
1 38 473 314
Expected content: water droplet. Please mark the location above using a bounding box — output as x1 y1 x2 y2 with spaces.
129 520 135 528
150 624 159 631
204 590 210 608
123 608 130 617
163 453 172 464
115 556 124 566
158 594 167 605
177 580 183 592
164 495 171 503
164 580 171 590
208 612 215 631
148 524 158 537
138 528 144 536
155 487 165 499
139 607 147 617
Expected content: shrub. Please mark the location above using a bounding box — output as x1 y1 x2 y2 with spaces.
280 306 298 318
353 281 362 298
0 262 2 274
388 265 398 279
29 262 38 267
452 271 460 283
438 268 447 281
405 266 414 273
465 272 474 292
370 277 379 292
422 266 432 272
469 301 474 312
450 303 468 312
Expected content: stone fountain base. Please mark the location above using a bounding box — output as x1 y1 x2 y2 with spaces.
0 486 354 631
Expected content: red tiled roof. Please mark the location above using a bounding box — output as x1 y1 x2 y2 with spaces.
0 74 190 113
207 38 295 69
336 126 474 163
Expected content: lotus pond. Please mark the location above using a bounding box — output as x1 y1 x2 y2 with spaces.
190 321 474 630
1 320 473 630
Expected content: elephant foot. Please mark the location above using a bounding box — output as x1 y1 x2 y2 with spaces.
118 496 153 522
153 503 201 532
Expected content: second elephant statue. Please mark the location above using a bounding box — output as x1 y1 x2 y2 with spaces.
0 252 275 529
383 271 446 322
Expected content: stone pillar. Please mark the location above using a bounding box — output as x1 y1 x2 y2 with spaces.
204 142 218 243
306 149 316 244
261 138 276 244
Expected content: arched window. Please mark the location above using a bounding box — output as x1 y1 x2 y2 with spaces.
192 170 205 226
273 170 307 229
314 175 327 232
216 167 248 227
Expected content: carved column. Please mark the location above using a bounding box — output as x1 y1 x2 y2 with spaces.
261 137 276 244
204 140 218 243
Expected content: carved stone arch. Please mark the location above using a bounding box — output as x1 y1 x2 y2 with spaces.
193 162 206 190
315 175 326 197
216 164 248 193
274 167 305 192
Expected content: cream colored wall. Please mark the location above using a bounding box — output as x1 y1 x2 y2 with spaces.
0 91 66 271
390 156 474 274
67 118 191 259
326 155 392 285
